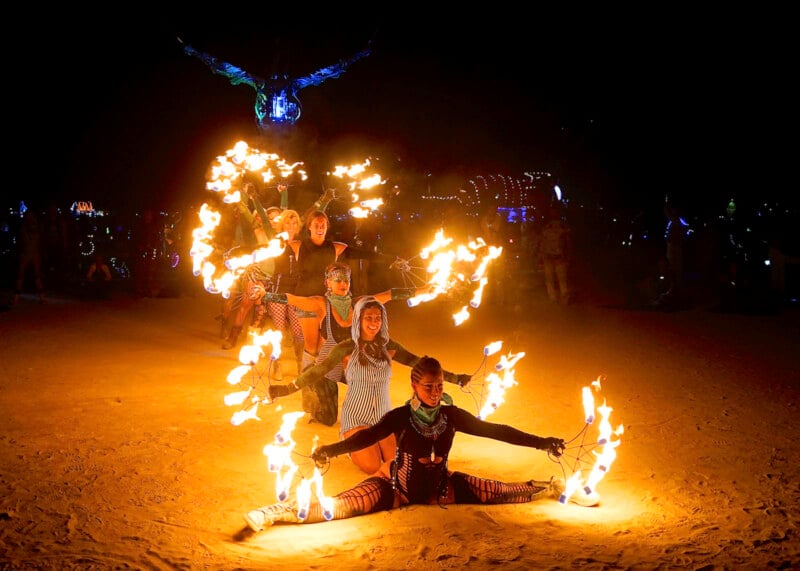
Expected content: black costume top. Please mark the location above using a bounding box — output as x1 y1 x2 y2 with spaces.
272 246 299 294
320 404 548 504
294 239 337 296
320 298 351 344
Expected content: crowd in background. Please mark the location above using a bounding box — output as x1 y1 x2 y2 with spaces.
2 190 798 314
0 201 194 306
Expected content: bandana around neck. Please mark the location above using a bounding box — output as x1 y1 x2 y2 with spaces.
407 393 453 425
328 293 352 321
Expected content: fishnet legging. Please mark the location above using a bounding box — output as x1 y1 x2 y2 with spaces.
393 450 549 506
449 471 548 504
266 302 303 340
297 476 394 523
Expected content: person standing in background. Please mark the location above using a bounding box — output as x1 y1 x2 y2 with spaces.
85 253 113 300
342 216 378 297
540 205 573 305
664 202 690 305
42 201 68 293
14 208 45 304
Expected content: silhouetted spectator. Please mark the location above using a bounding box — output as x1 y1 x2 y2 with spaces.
132 209 163 297
85 253 113 300
540 205 573 305
42 201 69 291
14 209 45 304
342 216 378 296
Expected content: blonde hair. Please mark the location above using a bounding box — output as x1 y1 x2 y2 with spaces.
278 209 300 231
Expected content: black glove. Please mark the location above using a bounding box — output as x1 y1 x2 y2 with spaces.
390 288 416 301
456 374 472 388
311 446 330 467
269 382 299 399
540 437 566 457
263 292 288 304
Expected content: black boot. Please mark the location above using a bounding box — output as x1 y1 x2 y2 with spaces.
215 313 230 339
293 340 305 376
222 326 242 350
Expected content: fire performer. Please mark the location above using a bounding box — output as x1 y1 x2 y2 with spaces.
268 297 471 473
245 356 595 532
263 208 303 378
264 266 455 422
221 186 278 350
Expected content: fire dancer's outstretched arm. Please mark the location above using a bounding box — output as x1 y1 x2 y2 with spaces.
243 356 593 533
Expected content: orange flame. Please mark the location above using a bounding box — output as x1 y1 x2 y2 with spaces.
478 350 524 419
223 328 283 425
258 413 334 516
406 228 503 325
263 411 304 501
191 142 306 299
560 380 623 505
326 159 386 219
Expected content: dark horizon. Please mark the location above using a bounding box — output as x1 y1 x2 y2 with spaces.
10 12 792 217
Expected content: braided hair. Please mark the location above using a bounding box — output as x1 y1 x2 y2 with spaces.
410 356 443 384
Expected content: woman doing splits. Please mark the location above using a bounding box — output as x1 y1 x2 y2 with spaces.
244 356 598 532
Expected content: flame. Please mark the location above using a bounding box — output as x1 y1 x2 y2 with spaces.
478 350 524 419
348 206 372 219
560 380 623 505
295 467 335 522
262 411 304 501
559 470 584 504
325 159 387 219
483 340 503 356
223 387 252 406
469 277 489 309
494 351 525 372
223 328 283 424
257 412 334 517
348 197 385 218
406 228 503 325
231 403 260 426
582 400 623 495
582 386 595 424
226 364 252 385
453 305 470 326
190 141 306 300
329 159 370 179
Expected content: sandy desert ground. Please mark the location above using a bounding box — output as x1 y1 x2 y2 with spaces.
1 275 798 570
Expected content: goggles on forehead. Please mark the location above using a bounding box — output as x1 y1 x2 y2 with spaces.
326 267 351 282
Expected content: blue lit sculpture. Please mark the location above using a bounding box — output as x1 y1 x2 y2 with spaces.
179 38 371 130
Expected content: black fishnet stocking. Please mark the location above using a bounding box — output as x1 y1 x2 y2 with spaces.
450 471 548 504
299 476 394 523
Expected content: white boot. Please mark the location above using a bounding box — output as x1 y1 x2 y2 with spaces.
244 504 298 531
550 477 601 507
244 510 266 532
271 359 283 381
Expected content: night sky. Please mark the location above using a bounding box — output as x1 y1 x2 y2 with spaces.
11 10 790 216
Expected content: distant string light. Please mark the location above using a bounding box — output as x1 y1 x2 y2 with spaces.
424 171 555 211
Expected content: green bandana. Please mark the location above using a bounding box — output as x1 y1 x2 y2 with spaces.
407 393 453 425
328 294 352 321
